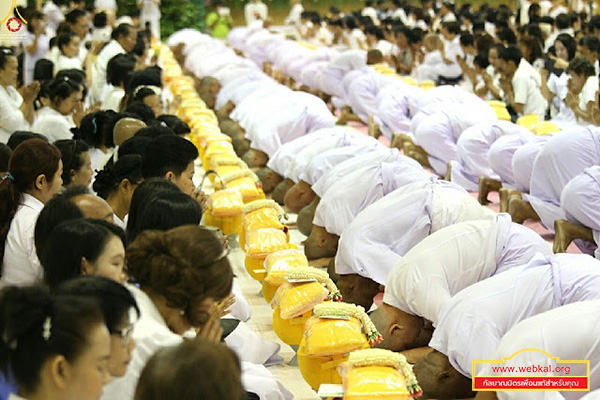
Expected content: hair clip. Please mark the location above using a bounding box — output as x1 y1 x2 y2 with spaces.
42 317 52 341
4 172 14 182
1 48 13 55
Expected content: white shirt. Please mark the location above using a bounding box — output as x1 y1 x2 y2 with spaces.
245 1 268 25
103 87 125 112
42 1 64 37
31 107 74 142
480 299 600 400
55 55 83 75
361 7 379 25
1 194 44 288
0 85 30 143
284 3 303 25
94 0 117 11
431 253 600 379
91 40 126 104
578 76 599 126
23 32 50 85
511 58 545 119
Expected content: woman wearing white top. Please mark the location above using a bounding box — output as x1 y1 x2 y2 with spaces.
103 53 136 112
55 33 83 75
564 57 599 126
0 286 111 400
0 139 63 287
32 76 83 142
137 0 161 40
23 11 50 86
54 139 94 188
0 48 39 143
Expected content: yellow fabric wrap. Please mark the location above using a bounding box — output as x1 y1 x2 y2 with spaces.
264 249 309 286
274 281 328 319
304 316 368 357
210 189 244 217
344 366 409 400
245 228 288 258
516 114 541 131
243 207 284 231
227 177 260 202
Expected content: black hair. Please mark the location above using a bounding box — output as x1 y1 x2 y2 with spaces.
141 135 198 180
93 154 143 200
124 102 155 124
0 47 15 69
580 35 600 54
55 69 87 102
497 28 517 45
443 21 460 35
472 20 485 33
74 110 115 148
126 178 181 243
555 33 577 61
57 32 78 56
125 67 163 94
132 31 149 58
49 75 81 106
157 115 191 136
54 139 89 185
0 144 11 173
499 45 522 65
26 10 44 33
135 125 175 139
54 275 140 333
0 286 104 394
106 53 136 87
474 52 490 69
132 87 157 104
519 36 543 63
555 13 570 30
41 218 126 288
65 8 86 25
408 27 424 44
365 25 384 40
567 56 595 77
34 185 88 261
34 59 54 81
343 16 358 30
127 190 202 243
460 33 474 47
7 131 48 150
118 136 151 158
93 11 107 28
525 23 544 44
112 23 134 41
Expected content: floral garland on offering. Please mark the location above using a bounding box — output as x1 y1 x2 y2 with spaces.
242 199 288 221
348 348 422 398
313 302 382 346
286 267 342 302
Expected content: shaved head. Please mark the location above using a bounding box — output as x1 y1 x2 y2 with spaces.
370 302 425 352
255 167 283 194
413 350 474 399
114 118 146 146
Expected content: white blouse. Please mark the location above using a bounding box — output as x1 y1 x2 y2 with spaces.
55 55 83 75
0 85 30 143
0 194 44 288
31 107 74 142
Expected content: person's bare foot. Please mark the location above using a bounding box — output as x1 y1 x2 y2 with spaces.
444 161 452 181
499 188 521 213
478 177 503 205
336 105 361 125
368 115 382 139
404 143 431 168
508 197 540 224
553 219 594 253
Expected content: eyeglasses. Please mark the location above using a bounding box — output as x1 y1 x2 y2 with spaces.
110 325 134 347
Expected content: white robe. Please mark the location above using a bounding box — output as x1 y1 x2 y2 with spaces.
313 160 429 235
335 180 494 285
488 133 535 189
383 214 552 326
31 107 74 142
479 300 600 400
431 253 600 379
311 148 408 197
0 85 30 143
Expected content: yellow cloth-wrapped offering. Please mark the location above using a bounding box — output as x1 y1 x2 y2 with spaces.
264 249 309 286
210 189 244 217
245 228 288 258
274 281 329 320
304 316 368 357
344 366 409 400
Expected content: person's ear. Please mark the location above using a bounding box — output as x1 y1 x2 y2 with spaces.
48 354 70 389
34 174 47 191
81 257 92 275
436 370 451 383
70 169 76 178
318 235 328 247
164 171 175 181
389 322 404 338
121 178 132 193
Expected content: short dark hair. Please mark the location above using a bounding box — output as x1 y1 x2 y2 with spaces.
33 59 54 81
497 28 517 45
499 45 522 65
580 35 600 54
157 115 191 136
41 218 126 288
460 33 474 47
93 11 107 28
54 275 140 333
127 190 202 243
443 21 460 35
141 135 198 179
555 13 571 30
135 341 244 400
93 154 143 200
0 144 11 172
0 47 15 70
57 32 78 56
567 56 596 77
474 52 490 69
106 53 136 87
118 136 151 158
54 139 89 185
135 125 175 139
65 8 86 25
34 185 88 260
124 102 155 124
7 131 48 150
112 23 134 41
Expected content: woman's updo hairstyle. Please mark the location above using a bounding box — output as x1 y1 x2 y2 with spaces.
48 75 81 105
93 154 143 200
126 225 233 326
0 285 104 394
